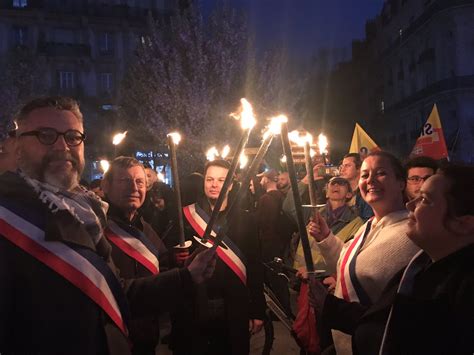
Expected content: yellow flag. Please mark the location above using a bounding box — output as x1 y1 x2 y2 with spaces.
410 104 449 160
349 123 380 156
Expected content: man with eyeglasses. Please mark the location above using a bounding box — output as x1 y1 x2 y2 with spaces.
0 96 216 354
405 156 438 201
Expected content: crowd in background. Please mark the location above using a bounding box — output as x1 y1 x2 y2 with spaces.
0 96 472 355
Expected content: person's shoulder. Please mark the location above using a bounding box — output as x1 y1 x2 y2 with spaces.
0 171 25 192
0 171 35 201
267 189 285 199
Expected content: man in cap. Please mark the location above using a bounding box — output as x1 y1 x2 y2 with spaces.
294 177 364 272
0 96 215 354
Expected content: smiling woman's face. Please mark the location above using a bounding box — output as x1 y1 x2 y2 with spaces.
359 155 404 215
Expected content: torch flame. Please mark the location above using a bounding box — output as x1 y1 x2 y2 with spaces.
280 155 287 163
100 159 110 173
167 132 181 145
231 98 256 130
221 145 230 159
206 146 219 161
289 130 312 147
318 133 328 154
239 152 248 169
112 131 127 146
157 172 165 182
263 115 288 139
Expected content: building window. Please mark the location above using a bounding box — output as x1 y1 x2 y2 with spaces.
13 0 27 8
98 32 114 54
54 29 75 44
59 71 75 89
12 26 27 46
99 73 113 92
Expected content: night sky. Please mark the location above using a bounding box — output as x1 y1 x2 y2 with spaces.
204 0 384 59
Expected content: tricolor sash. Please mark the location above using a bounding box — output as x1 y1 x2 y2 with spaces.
105 220 160 275
183 203 247 285
0 200 129 335
339 218 374 305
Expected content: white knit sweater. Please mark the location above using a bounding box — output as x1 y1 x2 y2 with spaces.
317 210 420 355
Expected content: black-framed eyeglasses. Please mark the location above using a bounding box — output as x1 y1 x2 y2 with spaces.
407 175 432 184
19 128 86 147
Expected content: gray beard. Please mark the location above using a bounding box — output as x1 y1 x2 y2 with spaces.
43 169 79 191
18 148 83 191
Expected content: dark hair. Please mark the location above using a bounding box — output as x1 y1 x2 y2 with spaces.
405 156 438 174
103 156 145 183
365 151 407 182
204 159 231 176
15 96 83 126
438 164 474 217
181 172 204 205
343 153 362 169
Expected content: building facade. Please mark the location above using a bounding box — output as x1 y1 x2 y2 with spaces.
0 0 175 102
0 0 179 178
363 0 474 162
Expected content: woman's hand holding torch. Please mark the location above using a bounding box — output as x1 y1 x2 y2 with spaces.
307 211 331 242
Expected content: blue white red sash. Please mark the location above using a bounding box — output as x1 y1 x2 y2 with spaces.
183 203 247 285
339 218 374 305
0 202 129 335
105 220 160 275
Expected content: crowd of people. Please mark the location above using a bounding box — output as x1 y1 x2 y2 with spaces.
0 96 472 355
